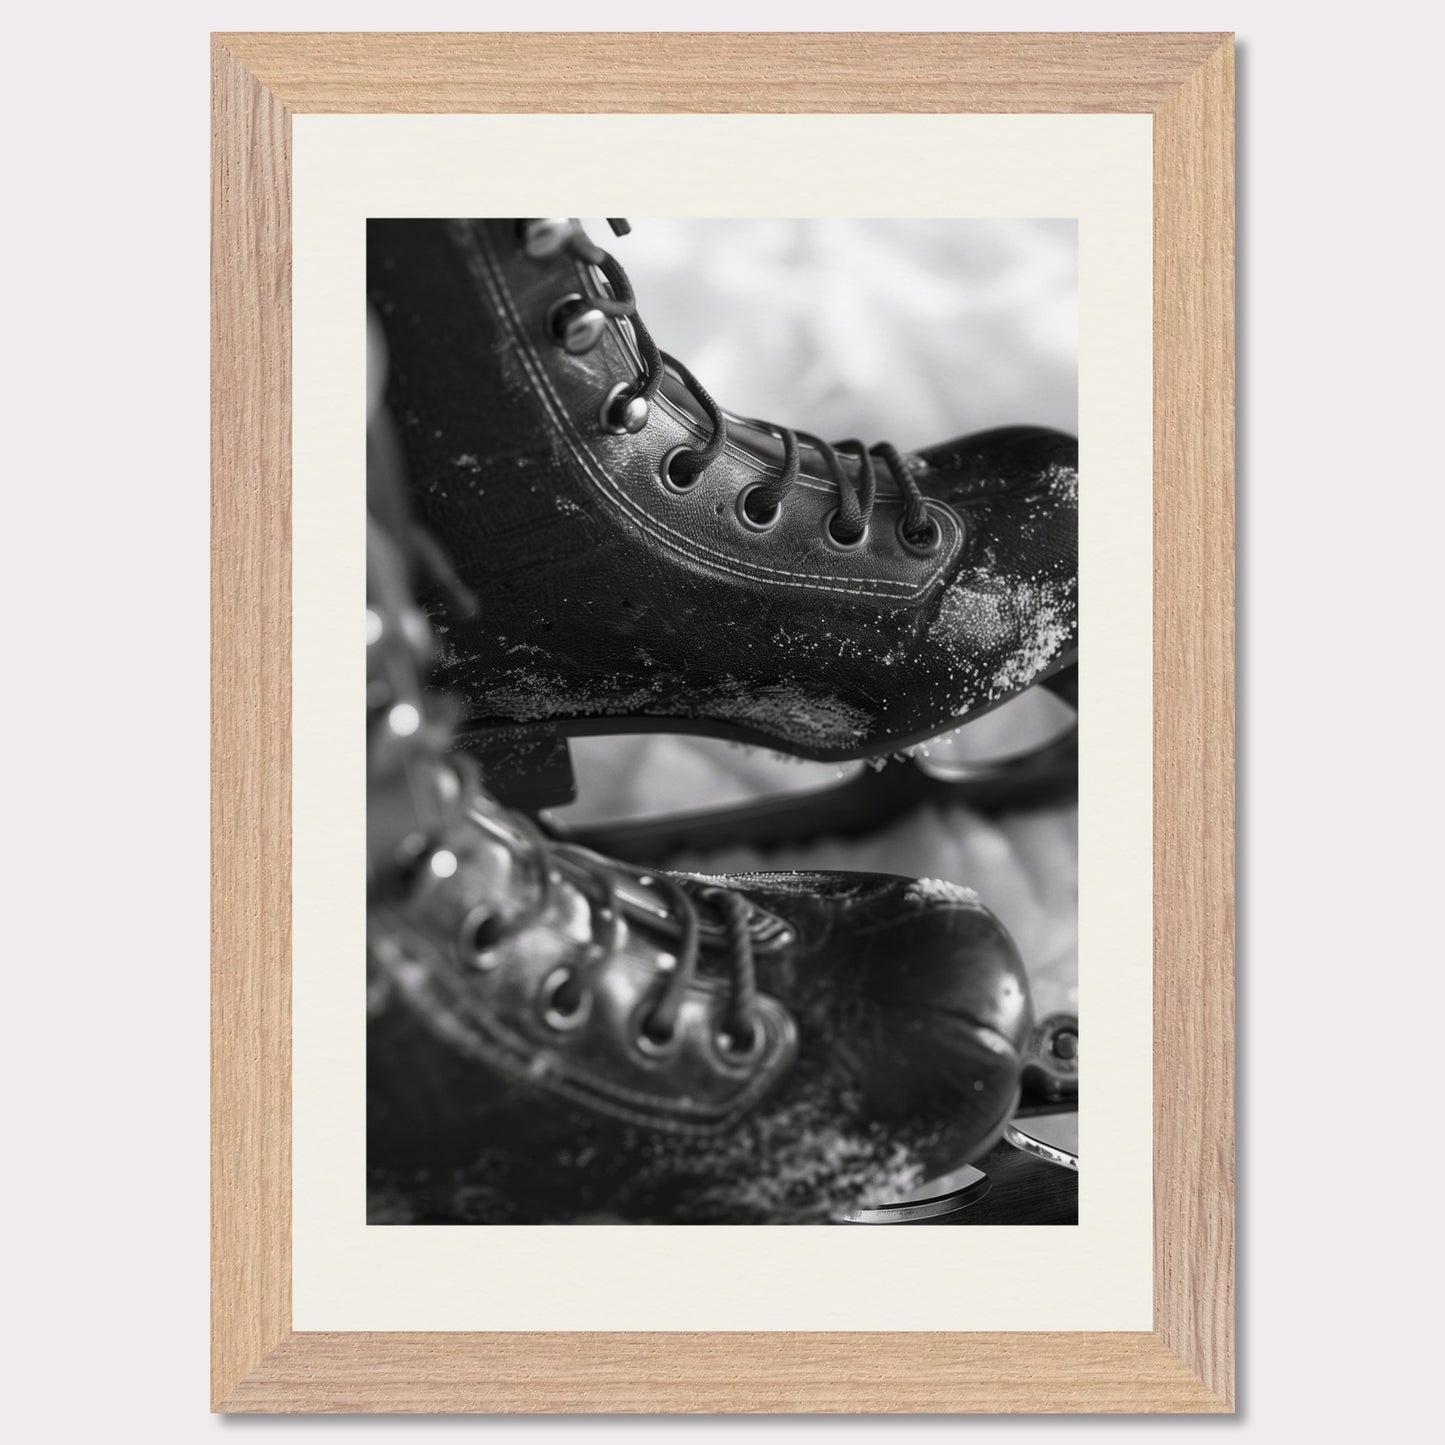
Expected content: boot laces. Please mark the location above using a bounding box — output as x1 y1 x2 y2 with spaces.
466 795 763 1054
545 219 938 549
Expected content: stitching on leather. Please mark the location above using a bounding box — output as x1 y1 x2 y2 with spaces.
461 224 959 603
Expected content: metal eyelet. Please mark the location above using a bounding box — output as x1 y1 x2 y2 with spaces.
1022 1011 1079 1103
519 218 573 258
821 507 868 551
547 293 606 354
538 967 592 1031
896 512 944 556
735 483 781 532
425 848 458 880
600 382 650 435
1048 1021 1078 1062
712 1018 765 1067
632 1005 684 1061
459 903 505 970
659 445 702 494
400 606 433 653
387 701 422 736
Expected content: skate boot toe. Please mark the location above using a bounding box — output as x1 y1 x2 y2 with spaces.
697 871 1034 1174
849 877 1033 1168
909 426 1078 708
916 424 1078 509
854 877 1033 1044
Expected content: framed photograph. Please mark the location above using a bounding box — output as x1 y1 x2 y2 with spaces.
212 31 1233 1412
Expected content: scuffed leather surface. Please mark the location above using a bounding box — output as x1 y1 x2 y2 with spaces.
369 219 1077 756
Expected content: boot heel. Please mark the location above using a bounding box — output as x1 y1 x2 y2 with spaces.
1040 659 1077 710
458 729 577 812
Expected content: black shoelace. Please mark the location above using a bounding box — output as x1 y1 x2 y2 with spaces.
464 790 763 1057
549 219 938 549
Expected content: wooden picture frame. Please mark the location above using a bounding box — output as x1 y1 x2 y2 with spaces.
212 31 1234 1413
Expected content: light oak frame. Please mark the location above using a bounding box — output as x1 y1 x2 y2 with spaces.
212 30 1234 1413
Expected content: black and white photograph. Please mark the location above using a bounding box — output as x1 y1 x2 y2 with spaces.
365 217 1079 1224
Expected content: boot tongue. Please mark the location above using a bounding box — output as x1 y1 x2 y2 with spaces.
570 854 730 962
652 353 913 494
653 365 788 471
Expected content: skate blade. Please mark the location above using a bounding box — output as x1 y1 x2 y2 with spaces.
541 741 1076 867
839 1111 1077 1224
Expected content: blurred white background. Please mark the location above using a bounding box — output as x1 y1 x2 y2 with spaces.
613 217 1077 440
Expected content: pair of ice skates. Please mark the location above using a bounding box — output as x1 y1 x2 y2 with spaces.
367 219 1079 1223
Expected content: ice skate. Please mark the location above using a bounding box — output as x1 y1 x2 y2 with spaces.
368 218 1078 811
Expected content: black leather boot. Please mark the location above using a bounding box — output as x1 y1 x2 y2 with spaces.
369 828 1038 1224
368 219 1077 804
368 427 1043 1226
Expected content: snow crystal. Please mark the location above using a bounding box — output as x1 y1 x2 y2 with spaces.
905 878 982 908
